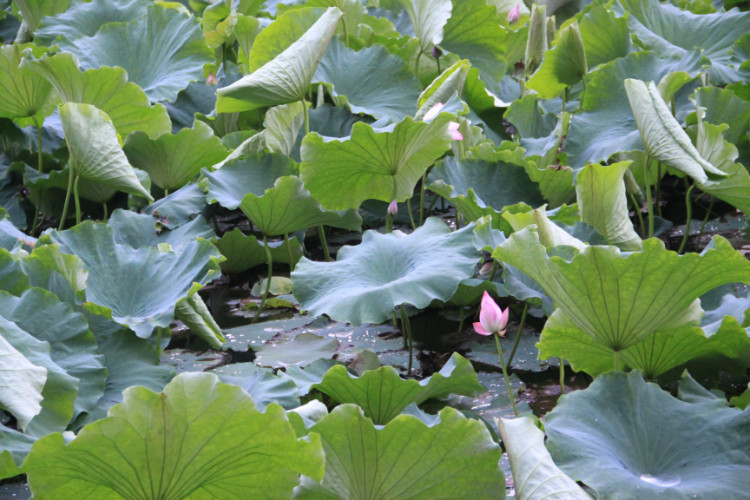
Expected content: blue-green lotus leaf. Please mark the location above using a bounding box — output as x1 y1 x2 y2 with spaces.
0 44 56 125
693 86 750 145
312 352 483 424
0 218 36 253
55 3 213 102
142 183 208 229
296 404 504 499
40 221 223 339
211 362 300 411
313 38 420 121
0 427 35 480
0 248 30 296
34 0 150 45
565 51 703 170
578 4 630 69
545 371 750 499
494 228 750 351
13 0 70 33
215 228 303 273
24 372 325 499
527 22 587 100
292 218 479 325
107 209 214 249
614 0 750 84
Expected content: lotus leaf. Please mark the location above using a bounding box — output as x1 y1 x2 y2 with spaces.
300 115 452 209
415 60 470 120
211 362 300 410
13 0 70 33
693 86 750 144
215 228 303 273
0 248 30 295
24 372 325 499
264 101 305 157
398 0 451 54
312 352 482 424
494 227 750 351
34 0 149 45
142 183 208 229
314 38 421 121
107 209 214 250
545 371 750 499
527 22 587 99
497 415 591 500
0 44 56 125
55 3 213 102
296 404 504 499
174 291 225 349
0 218 36 252
254 332 339 368
578 5 630 68
0 427 35 480
40 220 223 338
123 121 227 192
0 320 46 432
292 218 479 325
216 7 343 112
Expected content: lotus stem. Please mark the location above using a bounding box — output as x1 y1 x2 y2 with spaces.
59 166 75 230
253 235 274 323
678 183 695 254
284 233 295 270
436 56 441 74
559 358 565 394
494 333 519 417
414 51 422 82
33 116 43 174
73 174 81 225
303 99 310 136
630 192 646 239
385 212 393 233
341 17 349 48
457 306 465 334
654 163 663 217
155 326 167 363
506 301 528 368
394 311 405 348
488 260 498 281
644 159 655 238
102 203 108 221
698 196 715 246
317 225 332 261
419 172 426 226
400 306 415 376
613 349 622 372
406 198 417 230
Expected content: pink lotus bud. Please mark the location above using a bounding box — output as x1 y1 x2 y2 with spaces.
387 199 398 216
423 102 444 121
431 46 443 59
448 121 463 141
473 291 509 336
206 73 218 85
507 4 520 25
479 261 494 276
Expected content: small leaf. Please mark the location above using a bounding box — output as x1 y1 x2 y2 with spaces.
174 292 225 349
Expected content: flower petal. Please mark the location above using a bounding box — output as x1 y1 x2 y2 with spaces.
473 322 493 336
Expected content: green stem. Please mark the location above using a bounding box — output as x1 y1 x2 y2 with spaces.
654 163 663 217
678 183 695 254
698 196 715 244
436 56 441 74
400 306 415 376
385 212 393 233
488 260 498 281
494 333 519 417
317 225 331 262
164 188 169 197
414 51 422 82
644 160 654 238
253 235 274 323
33 116 43 174
284 233 295 270
629 192 646 239
419 172 426 226
59 166 75 230
613 349 622 372
341 17 349 47
73 174 81 225
559 358 565 394
394 311 405 349
406 198 417 230
102 203 108 221
506 302 528 368
303 99 310 136
519 78 526 98
457 307 465 334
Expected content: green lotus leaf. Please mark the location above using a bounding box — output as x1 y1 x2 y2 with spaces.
624 78 725 184
565 51 702 170
264 101 305 157
55 3 213 102
203 154 362 235
415 59 470 120
527 22 587 99
578 4 630 68
0 218 36 253
13 0 70 33
215 228 303 274
0 427 35 480
296 404 504 499
34 0 149 45
314 38 421 121
441 0 506 91
539 308 750 378
255 332 339 369
174 291 225 349
427 155 544 222
497 415 591 500
24 372 325 499
292 218 479 325
693 86 750 145
59 102 153 201
23 52 171 139
494 228 750 351
614 0 750 84
545 370 750 499
211 361 300 411
300 115 452 210
312 352 482 424
20 244 87 305
0 288 105 420
576 161 642 251
524 4 547 76
124 121 227 192
0 44 56 125
504 95 557 138
107 209 214 249
142 183 208 229
40 220 223 339
398 0 451 54
0 248 30 296
216 7 343 112
247 7 322 71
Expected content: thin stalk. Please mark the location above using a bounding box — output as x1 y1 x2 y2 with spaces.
436 56 441 74
613 349 622 372
164 189 169 197
678 183 695 254
102 203 108 221
698 195 715 244
414 51 422 82
629 192 646 239
488 261 498 281
30 210 39 237
303 99 310 136
155 326 168 363
519 78 526 98
455 210 461 230
457 307 465 334
385 212 393 233
426 192 439 214
419 172 426 226
561 88 567 113
506 302 528 368
317 225 331 261
400 306 414 376
654 163 663 217
559 358 565 394
284 233 295 270
394 311 405 349
73 174 81 225
341 17 350 48
406 198 417 230
33 116 43 173
644 160 654 238
253 235 274 323
59 166 75 230
494 333 519 417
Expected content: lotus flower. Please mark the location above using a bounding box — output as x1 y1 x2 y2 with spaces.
507 4 520 24
448 121 463 141
474 291 509 336
423 102 444 121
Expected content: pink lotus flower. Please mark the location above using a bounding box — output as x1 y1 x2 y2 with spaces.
448 121 463 141
507 4 520 24
423 102 444 121
387 199 398 216
474 291 509 336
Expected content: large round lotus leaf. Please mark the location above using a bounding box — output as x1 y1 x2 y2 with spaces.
40 221 223 339
527 23 587 100
313 38 421 121
24 372 325 499
214 228 303 274
296 404 504 499
545 371 750 499
300 115 452 210
0 44 56 125
398 0 452 54
106 209 214 249
23 52 171 139
577 5 630 68
0 249 30 296
34 0 150 45
291 218 479 325
55 3 213 102
13 0 70 33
